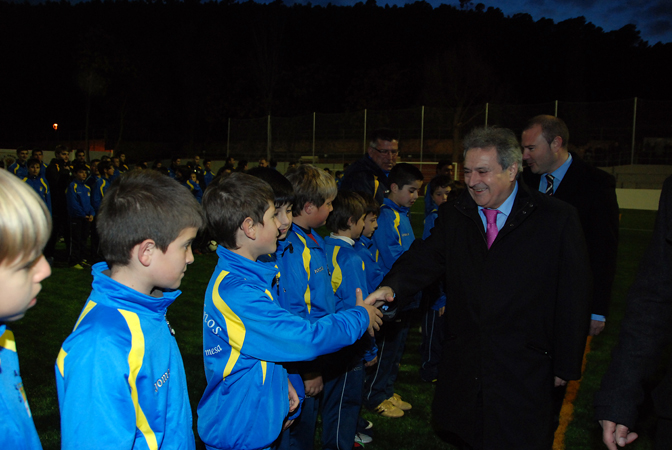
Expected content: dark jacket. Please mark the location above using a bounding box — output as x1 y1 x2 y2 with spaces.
340 155 391 205
382 181 592 449
45 158 71 211
594 175 672 428
522 153 619 317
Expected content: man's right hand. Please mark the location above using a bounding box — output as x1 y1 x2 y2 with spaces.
355 288 384 336
364 286 396 309
599 420 638 449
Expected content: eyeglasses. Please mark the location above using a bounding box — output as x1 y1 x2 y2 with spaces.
371 147 399 157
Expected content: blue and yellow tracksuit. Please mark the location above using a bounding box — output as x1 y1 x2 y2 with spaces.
365 198 418 410
257 240 305 423
276 225 336 448
8 161 28 179
0 325 43 450
184 179 203 203
277 225 335 322
204 170 215 186
197 246 369 450
372 198 416 273
92 176 111 212
354 234 384 294
22 174 52 215
323 236 377 450
55 262 195 450
66 180 95 219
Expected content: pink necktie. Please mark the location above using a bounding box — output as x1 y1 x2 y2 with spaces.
483 209 499 249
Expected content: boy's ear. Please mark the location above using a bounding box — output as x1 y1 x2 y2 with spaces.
303 202 315 216
390 183 399 194
241 217 257 240
136 239 157 267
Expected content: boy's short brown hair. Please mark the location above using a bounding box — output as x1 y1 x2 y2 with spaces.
356 191 380 217
326 191 365 233
202 172 274 250
285 164 337 216
97 170 204 267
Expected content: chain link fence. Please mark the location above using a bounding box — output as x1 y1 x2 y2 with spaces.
211 98 672 167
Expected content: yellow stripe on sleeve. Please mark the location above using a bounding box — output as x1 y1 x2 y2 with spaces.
119 310 158 450
99 179 107 198
56 348 68 377
212 271 247 380
393 210 402 245
331 247 342 294
295 234 312 313
0 329 16 352
73 301 97 331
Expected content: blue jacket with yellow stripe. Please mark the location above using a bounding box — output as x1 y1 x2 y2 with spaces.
276 225 335 322
66 180 95 218
92 176 111 212
55 263 195 450
353 234 384 294
197 246 370 450
22 174 52 215
372 198 415 274
324 236 377 363
0 325 43 450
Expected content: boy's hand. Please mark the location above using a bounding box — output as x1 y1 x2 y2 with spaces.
288 378 299 414
303 372 323 397
356 288 384 336
282 418 294 432
364 355 378 367
364 286 395 309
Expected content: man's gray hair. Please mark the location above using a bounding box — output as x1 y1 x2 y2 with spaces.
463 127 522 177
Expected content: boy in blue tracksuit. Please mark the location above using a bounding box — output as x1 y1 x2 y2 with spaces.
419 174 454 383
324 191 378 449
365 163 424 417
56 170 203 450
22 158 52 215
197 173 383 450
66 164 95 268
354 192 384 294
8 147 29 179
248 167 304 450
0 170 52 450
203 159 216 186
278 165 339 449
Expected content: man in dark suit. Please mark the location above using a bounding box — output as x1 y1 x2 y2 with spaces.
595 175 672 450
366 126 592 449
521 115 619 336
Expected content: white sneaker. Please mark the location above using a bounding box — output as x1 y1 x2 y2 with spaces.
355 432 372 444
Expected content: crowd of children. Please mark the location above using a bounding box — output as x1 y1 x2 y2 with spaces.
0 142 463 450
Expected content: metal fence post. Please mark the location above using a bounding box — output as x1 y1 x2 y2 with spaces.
485 102 489 127
555 100 558 117
631 97 637 165
420 105 424 163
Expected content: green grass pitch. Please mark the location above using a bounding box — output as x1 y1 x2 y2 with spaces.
10 200 659 449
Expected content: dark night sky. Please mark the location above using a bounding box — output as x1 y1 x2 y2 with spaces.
7 0 672 44
282 0 672 45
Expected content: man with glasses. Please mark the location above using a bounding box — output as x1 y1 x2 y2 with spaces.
341 128 399 205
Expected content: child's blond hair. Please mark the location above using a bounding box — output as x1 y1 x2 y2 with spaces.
0 170 52 265
285 164 337 216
